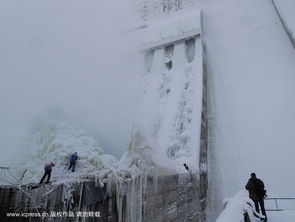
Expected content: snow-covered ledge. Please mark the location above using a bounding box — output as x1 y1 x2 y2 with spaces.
216 190 265 222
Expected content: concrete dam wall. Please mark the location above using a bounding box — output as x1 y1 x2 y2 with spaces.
0 173 206 222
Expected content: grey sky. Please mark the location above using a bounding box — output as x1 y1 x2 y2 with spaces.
0 0 142 163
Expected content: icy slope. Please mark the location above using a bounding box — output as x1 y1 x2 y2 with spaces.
13 120 119 185
202 0 295 220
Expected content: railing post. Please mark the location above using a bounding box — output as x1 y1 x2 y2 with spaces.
275 198 279 210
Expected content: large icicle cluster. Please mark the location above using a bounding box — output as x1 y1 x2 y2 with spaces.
113 129 188 222
10 120 155 222
137 11 203 171
13 120 119 185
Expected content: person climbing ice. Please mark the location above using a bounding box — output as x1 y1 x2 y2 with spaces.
39 162 55 184
68 152 78 172
245 173 267 221
183 163 189 171
183 163 193 176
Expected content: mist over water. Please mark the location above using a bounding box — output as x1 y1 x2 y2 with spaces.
0 0 142 165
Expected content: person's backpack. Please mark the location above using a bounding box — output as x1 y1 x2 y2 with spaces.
254 178 266 197
70 154 77 162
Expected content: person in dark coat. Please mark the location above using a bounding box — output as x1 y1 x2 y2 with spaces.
183 163 189 171
68 152 78 172
39 162 55 184
245 173 267 221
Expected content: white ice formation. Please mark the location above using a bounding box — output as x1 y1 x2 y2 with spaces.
216 190 262 222
14 120 119 186
136 9 203 172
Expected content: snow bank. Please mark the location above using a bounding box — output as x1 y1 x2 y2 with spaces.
216 190 261 222
13 120 119 185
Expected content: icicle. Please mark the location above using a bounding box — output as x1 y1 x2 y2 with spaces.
78 182 84 211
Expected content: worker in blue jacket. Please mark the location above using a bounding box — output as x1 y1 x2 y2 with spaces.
68 152 78 172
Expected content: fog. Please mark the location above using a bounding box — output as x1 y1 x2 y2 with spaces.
0 0 142 164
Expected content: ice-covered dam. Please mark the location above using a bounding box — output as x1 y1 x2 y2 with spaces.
0 173 206 222
0 3 208 221
2 0 295 221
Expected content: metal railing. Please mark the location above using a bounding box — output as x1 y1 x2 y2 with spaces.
0 166 40 214
265 197 295 211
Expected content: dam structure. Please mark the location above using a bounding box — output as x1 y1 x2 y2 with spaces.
0 2 207 222
2 0 295 221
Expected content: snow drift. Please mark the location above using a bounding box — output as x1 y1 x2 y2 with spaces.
216 190 262 222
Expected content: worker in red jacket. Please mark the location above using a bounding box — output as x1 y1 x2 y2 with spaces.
39 162 55 184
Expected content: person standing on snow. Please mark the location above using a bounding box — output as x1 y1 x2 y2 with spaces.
68 152 78 172
245 173 267 221
39 162 55 184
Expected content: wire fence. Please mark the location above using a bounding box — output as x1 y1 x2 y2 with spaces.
0 166 40 214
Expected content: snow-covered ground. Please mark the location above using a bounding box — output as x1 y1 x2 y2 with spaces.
202 0 295 221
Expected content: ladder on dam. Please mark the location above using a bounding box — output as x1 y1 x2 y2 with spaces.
0 166 40 214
